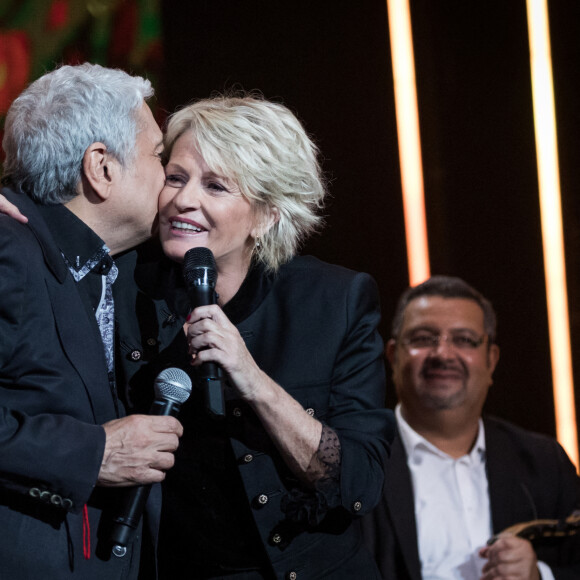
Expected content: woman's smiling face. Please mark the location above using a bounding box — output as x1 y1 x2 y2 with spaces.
158 131 258 273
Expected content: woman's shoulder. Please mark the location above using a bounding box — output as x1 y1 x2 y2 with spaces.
281 254 371 281
274 255 378 301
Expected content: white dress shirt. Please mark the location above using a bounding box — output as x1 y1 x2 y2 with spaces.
395 405 554 580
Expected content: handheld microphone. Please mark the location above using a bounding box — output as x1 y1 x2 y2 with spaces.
182 247 225 418
110 367 192 557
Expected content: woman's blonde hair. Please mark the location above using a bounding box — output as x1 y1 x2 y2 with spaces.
163 93 327 271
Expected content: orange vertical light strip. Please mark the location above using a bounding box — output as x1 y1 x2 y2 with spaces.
386 0 430 286
526 0 579 470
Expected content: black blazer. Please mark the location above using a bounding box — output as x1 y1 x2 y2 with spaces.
360 415 580 580
115 247 395 579
0 189 142 579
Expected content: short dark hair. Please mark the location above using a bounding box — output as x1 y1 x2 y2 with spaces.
391 275 497 344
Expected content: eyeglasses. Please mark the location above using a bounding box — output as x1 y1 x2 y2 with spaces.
399 333 486 351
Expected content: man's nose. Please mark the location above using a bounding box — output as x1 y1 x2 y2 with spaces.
432 335 456 357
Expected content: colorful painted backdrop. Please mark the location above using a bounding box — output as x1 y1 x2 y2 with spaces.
0 0 164 162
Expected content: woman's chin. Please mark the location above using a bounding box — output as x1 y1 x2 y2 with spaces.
161 239 203 263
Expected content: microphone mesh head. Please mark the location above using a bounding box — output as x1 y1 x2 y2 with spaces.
154 368 192 404
183 247 217 286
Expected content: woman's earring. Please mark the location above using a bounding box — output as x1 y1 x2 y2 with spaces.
255 236 261 249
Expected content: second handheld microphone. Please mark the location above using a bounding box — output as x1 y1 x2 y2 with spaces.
109 367 192 557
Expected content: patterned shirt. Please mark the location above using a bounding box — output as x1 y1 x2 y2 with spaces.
63 246 118 383
37 203 120 414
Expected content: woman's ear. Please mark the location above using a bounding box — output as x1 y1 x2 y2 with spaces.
252 206 280 238
81 142 116 201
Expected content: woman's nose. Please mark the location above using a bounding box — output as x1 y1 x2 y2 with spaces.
173 182 202 211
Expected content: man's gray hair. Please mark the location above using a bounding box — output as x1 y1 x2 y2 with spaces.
2 63 154 204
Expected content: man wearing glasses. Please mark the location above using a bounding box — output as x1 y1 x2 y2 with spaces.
361 276 580 580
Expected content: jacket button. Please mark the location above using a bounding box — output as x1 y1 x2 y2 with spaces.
50 494 62 506
232 407 242 417
352 500 362 512
243 454 254 463
272 533 282 544
146 338 157 346
305 408 315 416
130 350 142 361
287 572 297 580
257 494 269 505
62 498 73 510
29 487 41 498
40 490 51 502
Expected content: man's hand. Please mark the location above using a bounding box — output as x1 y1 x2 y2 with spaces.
98 415 183 486
479 536 541 580
0 195 28 223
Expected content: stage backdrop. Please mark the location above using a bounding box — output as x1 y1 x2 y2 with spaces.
0 0 167 152
161 0 579 447
1 0 578 448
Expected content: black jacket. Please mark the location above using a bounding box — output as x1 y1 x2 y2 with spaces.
114 243 395 579
360 415 580 580
0 188 143 579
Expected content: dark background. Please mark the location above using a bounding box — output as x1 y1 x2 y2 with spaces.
160 0 579 448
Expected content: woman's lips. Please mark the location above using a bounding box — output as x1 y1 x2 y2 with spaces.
168 217 206 234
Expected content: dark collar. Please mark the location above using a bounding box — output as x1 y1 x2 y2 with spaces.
130 238 279 325
158 254 276 326
1 188 68 282
221 261 275 325
36 203 111 274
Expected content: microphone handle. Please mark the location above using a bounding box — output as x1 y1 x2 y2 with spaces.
110 400 182 557
187 284 226 417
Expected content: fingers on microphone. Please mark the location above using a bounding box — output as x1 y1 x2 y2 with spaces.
151 415 184 436
160 433 180 453
152 451 176 472
142 468 168 484
168 417 184 436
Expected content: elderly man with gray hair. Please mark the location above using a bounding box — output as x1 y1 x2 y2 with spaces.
0 63 182 579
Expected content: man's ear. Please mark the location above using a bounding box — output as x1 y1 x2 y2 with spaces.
81 142 116 201
385 339 397 365
487 343 500 374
